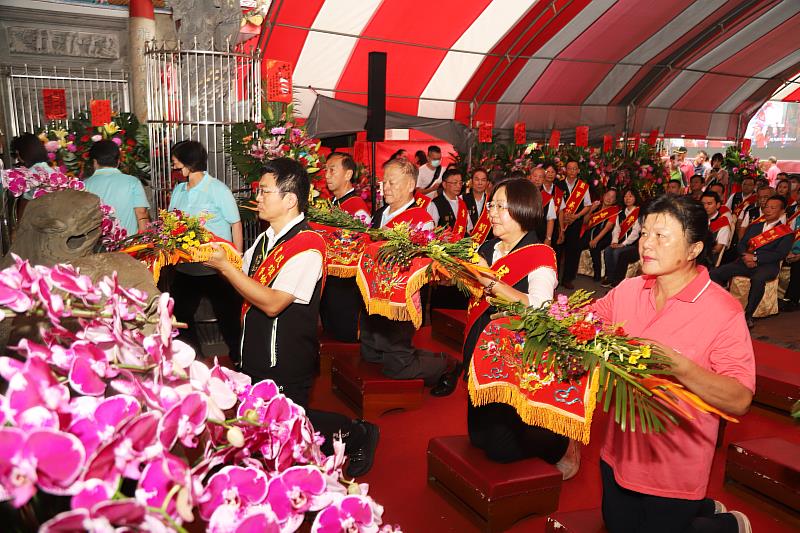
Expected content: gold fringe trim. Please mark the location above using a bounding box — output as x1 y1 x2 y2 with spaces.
355 264 430 329
468 363 599 445
327 264 358 278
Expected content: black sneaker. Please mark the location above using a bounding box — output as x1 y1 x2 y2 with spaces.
345 420 379 478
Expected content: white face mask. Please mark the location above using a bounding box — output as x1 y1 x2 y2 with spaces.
430 159 441 168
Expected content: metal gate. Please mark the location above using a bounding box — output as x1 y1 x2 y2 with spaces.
2 65 130 139
144 38 261 212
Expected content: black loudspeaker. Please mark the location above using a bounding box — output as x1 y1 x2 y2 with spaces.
365 51 387 142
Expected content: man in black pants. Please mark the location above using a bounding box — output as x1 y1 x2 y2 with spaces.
557 159 596 289
204 158 378 477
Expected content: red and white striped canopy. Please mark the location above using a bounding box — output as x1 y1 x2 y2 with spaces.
259 0 800 140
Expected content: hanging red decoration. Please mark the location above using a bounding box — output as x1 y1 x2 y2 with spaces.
602 135 613 153
265 59 293 104
90 100 112 126
575 126 589 147
548 129 561 149
514 122 526 145
741 138 751 154
478 121 493 143
647 129 659 146
42 89 67 120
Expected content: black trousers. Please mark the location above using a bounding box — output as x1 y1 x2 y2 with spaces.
170 271 242 361
561 220 583 284
359 313 447 386
607 244 640 284
320 276 362 343
601 461 738 533
580 230 612 280
710 259 780 318
784 258 800 302
467 402 568 464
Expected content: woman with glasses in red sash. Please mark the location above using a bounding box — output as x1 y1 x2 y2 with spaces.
464 177 580 478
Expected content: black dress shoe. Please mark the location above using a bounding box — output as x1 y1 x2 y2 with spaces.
779 298 798 312
431 361 463 397
345 420 379 478
561 281 575 290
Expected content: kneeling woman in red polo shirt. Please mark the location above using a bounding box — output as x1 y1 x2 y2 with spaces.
592 195 756 533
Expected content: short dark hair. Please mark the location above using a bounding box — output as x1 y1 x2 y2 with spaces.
690 174 704 184
508 169 527 180
644 194 711 265
89 140 120 167
427 145 441 155
777 172 789 180
11 133 48 167
171 140 208 172
415 150 427 165
701 191 721 204
767 194 787 210
327 152 357 183
621 187 641 206
492 177 541 232
261 157 310 213
711 152 724 164
776 178 790 189
709 182 724 194
442 168 463 183
741 175 755 183
565 158 579 166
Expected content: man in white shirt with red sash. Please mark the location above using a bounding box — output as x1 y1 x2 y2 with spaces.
464 168 489 235
204 157 379 477
727 176 756 216
702 191 733 258
737 185 773 240
320 152 370 342
557 159 595 288
711 195 794 328
541 162 563 248
427 168 468 240
360 158 462 396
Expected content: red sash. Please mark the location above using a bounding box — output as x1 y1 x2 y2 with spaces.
453 199 469 240
563 180 588 216
413 191 431 209
385 205 432 229
789 209 800 224
464 244 557 344
718 205 731 217
748 223 793 252
709 213 730 234
732 193 756 219
541 186 563 214
794 226 800 243
750 214 765 225
470 206 492 245
339 196 370 218
618 207 640 239
580 206 620 237
242 231 327 319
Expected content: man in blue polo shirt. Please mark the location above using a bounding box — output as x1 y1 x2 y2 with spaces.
84 140 150 235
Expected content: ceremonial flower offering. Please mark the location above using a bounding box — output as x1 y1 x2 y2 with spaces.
228 102 322 185
1 165 126 248
39 111 150 183
113 210 241 283
0 256 398 532
309 201 371 234
469 291 736 443
724 145 764 183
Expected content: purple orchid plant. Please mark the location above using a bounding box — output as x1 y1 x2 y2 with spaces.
0 255 401 532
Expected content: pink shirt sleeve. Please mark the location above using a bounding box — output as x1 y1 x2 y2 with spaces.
592 288 615 324
706 312 756 393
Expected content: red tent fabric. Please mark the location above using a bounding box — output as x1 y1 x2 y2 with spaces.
258 0 800 140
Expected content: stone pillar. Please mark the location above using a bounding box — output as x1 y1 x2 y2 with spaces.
129 0 155 121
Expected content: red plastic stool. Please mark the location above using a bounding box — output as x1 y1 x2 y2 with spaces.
427 435 562 532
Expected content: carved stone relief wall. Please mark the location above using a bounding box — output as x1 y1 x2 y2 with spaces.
7 27 120 60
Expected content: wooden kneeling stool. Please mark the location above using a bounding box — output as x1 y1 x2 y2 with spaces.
319 334 360 379
729 275 779 317
427 435 562 532
546 508 607 533
754 363 800 413
726 437 800 512
430 308 466 352
330 352 424 421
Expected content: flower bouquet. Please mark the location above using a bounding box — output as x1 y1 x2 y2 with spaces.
724 145 764 184
0 256 397 532
1 166 126 249
112 210 241 283
469 291 736 443
40 112 150 183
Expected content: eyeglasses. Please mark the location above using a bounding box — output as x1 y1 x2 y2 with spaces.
257 187 282 196
487 202 509 211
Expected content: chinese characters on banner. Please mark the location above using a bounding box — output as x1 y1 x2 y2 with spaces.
575 126 589 147
603 135 613 153
549 129 561 149
265 60 293 104
741 138 751 154
478 121 493 143
90 99 112 126
42 89 67 120
647 129 659 146
514 122 526 145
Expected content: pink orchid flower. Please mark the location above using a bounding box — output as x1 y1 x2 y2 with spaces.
265 466 331 529
311 495 380 533
41 498 146 532
158 391 208 449
0 427 86 507
199 465 268 521
69 395 140 457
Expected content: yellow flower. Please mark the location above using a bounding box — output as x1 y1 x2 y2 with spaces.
38 133 48 142
640 345 651 359
52 128 68 140
102 122 119 136
628 353 640 366
181 243 189 250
